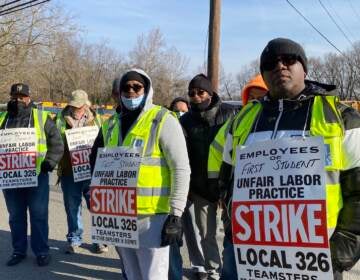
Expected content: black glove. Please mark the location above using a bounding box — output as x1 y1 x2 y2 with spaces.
330 229 360 272
161 214 183 247
40 161 53 173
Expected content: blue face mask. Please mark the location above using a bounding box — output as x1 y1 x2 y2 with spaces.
121 95 145 110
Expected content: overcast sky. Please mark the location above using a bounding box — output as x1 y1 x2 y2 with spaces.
60 0 360 75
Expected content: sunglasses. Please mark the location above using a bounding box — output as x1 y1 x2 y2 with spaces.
122 84 144 93
262 54 299 71
188 89 207 97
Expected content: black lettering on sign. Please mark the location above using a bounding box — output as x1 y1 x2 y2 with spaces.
236 248 292 269
295 251 330 272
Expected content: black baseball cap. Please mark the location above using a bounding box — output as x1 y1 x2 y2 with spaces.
10 83 30 96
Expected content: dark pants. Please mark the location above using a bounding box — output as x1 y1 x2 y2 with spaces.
3 172 50 257
169 244 183 280
60 175 90 245
220 235 237 280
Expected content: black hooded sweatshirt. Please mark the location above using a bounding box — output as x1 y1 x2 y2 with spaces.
180 92 238 202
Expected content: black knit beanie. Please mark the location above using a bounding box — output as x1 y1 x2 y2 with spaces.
188 74 213 96
260 38 308 73
119 71 148 92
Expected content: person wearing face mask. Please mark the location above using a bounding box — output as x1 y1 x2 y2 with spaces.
55 90 102 254
169 97 189 118
179 74 238 279
0 83 64 267
89 69 190 280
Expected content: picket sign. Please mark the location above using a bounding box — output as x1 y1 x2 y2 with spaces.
232 137 333 280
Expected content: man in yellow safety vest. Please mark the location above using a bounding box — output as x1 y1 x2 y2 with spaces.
0 83 64 267
217 38 360 280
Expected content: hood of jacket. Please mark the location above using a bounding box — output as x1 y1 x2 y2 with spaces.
263 80 337 103
241 74 268 105
303 80 337 96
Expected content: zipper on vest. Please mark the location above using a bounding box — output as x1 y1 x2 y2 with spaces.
271 99 283 139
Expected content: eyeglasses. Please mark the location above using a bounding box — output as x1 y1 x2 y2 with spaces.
262 54 299 71
122 84 144 93
188 89 207 97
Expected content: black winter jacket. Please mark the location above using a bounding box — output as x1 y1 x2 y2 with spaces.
219 81 360 273
0 102 64 172
180 93 238 202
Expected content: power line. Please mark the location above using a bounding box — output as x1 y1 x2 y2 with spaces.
325 0 357 43
286 0 360 74
345 0 360 24
0 0 46 14
285 0 346 57
0 0 49 16
318 0 355 48
0 0 23 9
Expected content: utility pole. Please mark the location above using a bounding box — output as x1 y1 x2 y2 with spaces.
207 0 221 92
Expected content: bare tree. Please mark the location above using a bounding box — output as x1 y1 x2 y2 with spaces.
128 28 189 106
219 66 239 100
0 4 77 101
307 52 360 100
235 59 260 96
4 3 358 106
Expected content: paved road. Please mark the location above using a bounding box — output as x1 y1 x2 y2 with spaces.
0 172 360 279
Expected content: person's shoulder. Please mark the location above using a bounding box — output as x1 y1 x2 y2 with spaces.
337 102 360 130
220 100 241 109
219 100 241 116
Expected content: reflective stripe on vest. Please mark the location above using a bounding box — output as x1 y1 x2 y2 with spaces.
208 117 234 179
231 96 343 230
0 109 49 175
102 106 171 215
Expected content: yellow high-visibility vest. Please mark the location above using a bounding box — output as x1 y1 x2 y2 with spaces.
0 109 49 175
230 96 344 230
101 105 171 215
208 117 234 180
